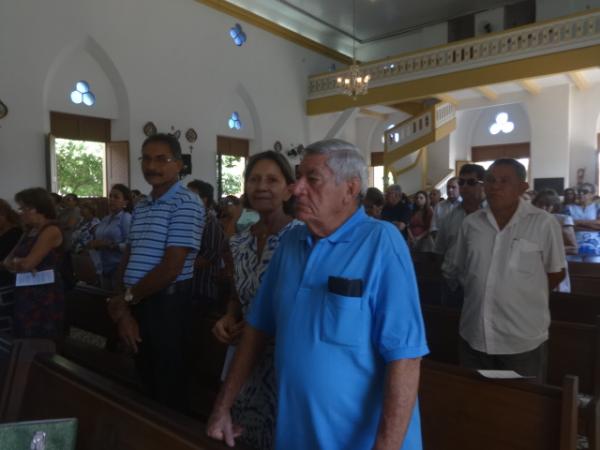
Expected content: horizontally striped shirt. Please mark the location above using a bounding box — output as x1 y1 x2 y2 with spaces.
124 182 204 287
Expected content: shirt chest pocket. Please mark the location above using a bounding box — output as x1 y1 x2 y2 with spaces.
321 293 365 347
509 239 542 274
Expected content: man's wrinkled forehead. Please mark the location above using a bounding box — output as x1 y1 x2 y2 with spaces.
297 154 331 177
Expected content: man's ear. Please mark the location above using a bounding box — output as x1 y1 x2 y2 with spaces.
519 180 529 194
344 177 362 204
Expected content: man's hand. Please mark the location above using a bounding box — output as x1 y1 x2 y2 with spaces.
117 312 142 353
107 295 128 322
206 407 244 447
212 314 245 345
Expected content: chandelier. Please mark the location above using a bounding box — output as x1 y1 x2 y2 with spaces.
336 0 371 98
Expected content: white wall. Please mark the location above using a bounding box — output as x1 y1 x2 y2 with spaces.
0 0 336 199
570 83 600 186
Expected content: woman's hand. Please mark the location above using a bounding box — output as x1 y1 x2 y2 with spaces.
212 314 245 345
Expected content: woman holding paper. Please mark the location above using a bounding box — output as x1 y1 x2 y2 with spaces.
4 188 64 338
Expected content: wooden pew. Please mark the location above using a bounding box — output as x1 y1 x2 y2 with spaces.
16 353 250 450
63 284 229 420
550 292 600 325
421 305 600 449
0 335 55 421
569 261 600 296
420 359 579 450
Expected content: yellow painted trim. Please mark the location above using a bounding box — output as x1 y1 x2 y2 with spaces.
421 146 428 190
391 101 426 116
436 94 459 106
518 79 541 95
359 108 388 120
434 119 456 141
568 70 589 90
384 133 433 166
307 44 600 115
196 0 352 64
477 86 498 101
390 148 424 177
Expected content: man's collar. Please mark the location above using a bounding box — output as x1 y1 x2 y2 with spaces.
301 207 366 245
150 181 182 203
485 198 537 230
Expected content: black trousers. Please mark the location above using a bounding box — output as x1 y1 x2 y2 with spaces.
459 338 548 382
133 280 192 413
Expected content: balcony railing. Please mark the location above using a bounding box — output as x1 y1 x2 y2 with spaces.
309 10 600 98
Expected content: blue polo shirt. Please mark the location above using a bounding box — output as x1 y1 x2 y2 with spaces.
124 182 204 287
247 207 428 450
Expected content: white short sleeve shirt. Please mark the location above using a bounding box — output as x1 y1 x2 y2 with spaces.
453 200 565 354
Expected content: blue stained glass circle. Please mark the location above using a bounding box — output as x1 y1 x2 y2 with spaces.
82 92 96 106
76 81 90 93
228 119 235 129
70 90 83 104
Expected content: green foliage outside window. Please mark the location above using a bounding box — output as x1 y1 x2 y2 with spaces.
56 140 103 196
220 155 243 196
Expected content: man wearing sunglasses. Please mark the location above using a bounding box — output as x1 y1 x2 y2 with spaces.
434 164 486 306
452 159 565 381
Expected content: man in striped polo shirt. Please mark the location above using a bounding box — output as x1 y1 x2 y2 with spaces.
108 133 204 412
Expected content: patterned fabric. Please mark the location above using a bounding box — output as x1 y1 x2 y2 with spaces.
124 182 204 286
565 203 600 256
71 217 100 254
230 220 302 316
228 219 302 450
192 209 225 302
12 224 64 338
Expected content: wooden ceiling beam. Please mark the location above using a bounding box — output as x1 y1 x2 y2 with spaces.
518 79 541 95
359 108 389 120
568 71 589 90
476 86 498 101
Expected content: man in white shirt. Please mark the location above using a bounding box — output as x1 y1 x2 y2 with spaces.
430 177 461 236
434 164 486 306
452 159 565 381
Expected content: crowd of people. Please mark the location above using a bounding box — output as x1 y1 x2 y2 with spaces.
0 133 599 449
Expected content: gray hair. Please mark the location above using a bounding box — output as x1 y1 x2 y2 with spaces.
579 182 597 195
304 139 368 199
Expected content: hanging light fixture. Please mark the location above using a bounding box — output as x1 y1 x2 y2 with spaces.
336 0 371 98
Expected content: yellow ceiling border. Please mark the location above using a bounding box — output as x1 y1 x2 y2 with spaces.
307 43 600 115
196 0 352 64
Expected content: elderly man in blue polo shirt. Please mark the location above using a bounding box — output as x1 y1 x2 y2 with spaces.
207 139 428 450
107 133 204 413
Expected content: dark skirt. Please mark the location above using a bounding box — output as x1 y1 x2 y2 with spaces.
13 275 65 339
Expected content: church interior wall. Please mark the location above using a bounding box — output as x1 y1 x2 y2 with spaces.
0 0 336 200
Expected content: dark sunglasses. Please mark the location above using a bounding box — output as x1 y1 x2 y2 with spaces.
578 189 591 195
458 178 483 187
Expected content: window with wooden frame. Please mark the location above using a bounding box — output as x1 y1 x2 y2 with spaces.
216 136 249 199
48 111 129 196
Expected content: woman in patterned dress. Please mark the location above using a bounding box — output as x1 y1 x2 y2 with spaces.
212 150 300 450
3 188 64 339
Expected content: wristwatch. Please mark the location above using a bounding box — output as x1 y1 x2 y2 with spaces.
124 287 134 303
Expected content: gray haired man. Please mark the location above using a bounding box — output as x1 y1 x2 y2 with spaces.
207 139 428 450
